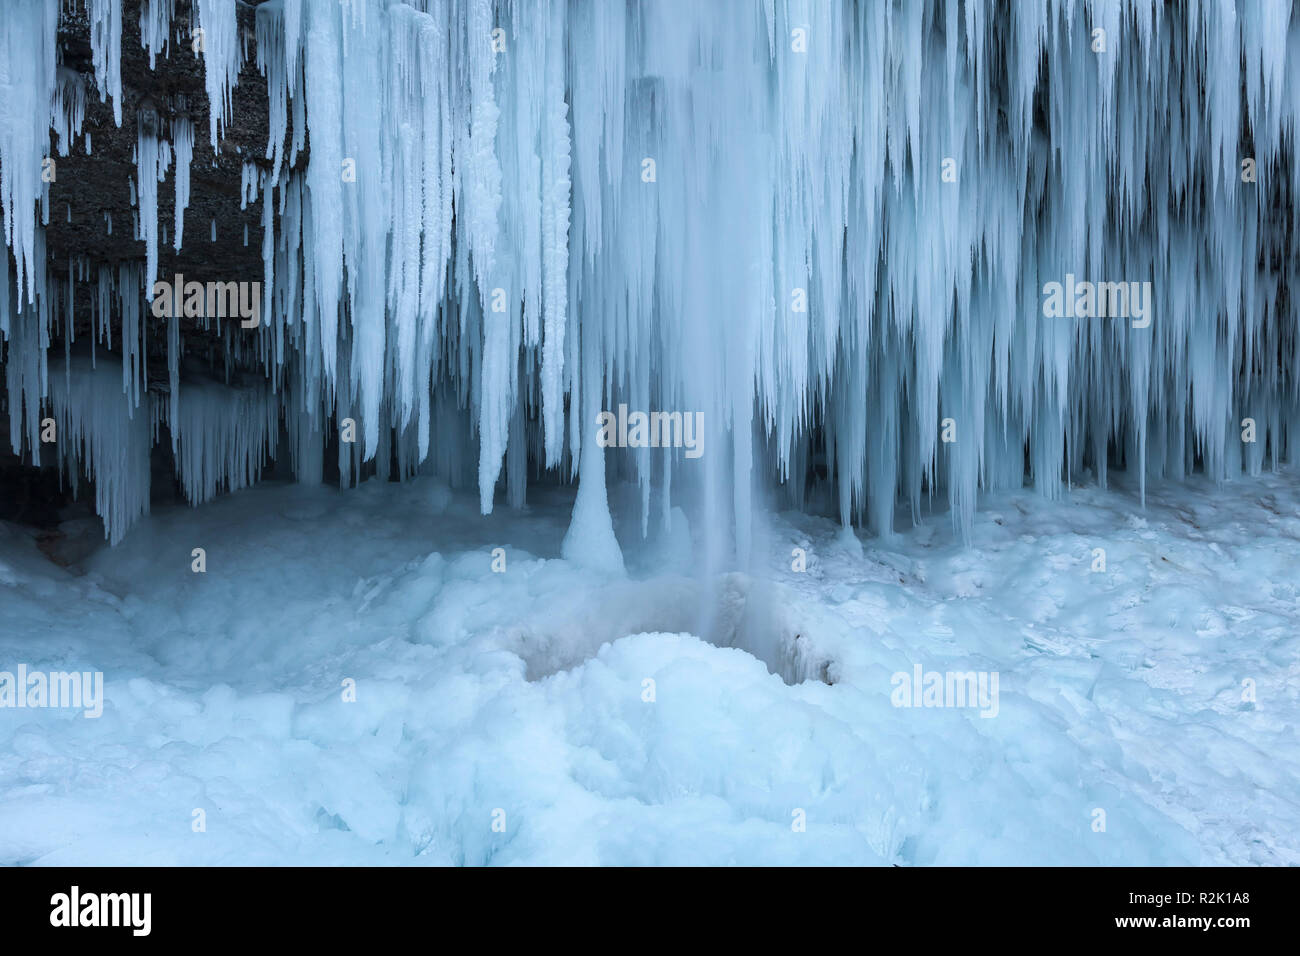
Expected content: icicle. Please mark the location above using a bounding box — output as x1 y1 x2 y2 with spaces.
118 263 145 414
172 114 193 249
0 0 58 308
303 0 344 393
52 68 88 156
0 0 1297 553
138 0 174 69
135 107 164 297
165 376 277 508
196 0 242 149
50 357 152 544
86 0 124 126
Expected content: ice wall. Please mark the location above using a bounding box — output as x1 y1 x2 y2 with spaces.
1 0 1298 551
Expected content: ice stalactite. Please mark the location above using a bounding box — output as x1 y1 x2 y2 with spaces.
1 0 1299 553
195 0 242 150
135 106 170 300
172 115 193 251
0 0 59 310
49 357 151 545
302 0 344 400
163 376 278 510
86 0 123 127
538 0 571 469
117 262 145 416
52 69 88 159
138 0 175 70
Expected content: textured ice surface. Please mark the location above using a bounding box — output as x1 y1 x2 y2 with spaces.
0 471 1295 865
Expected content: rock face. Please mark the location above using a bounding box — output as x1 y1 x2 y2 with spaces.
3 1 292 528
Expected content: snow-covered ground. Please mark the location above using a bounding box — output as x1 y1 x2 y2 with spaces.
1 471 1297 866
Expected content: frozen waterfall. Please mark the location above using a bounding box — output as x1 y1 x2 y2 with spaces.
1 0 1297 554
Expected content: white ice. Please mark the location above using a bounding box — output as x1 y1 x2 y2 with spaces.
0 470 1295 865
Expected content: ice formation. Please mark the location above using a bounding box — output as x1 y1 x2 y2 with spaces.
1 0 1298 551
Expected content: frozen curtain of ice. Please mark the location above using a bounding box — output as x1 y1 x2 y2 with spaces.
1 0 1298 553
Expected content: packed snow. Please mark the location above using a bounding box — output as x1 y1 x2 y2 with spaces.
0 469 1296 866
